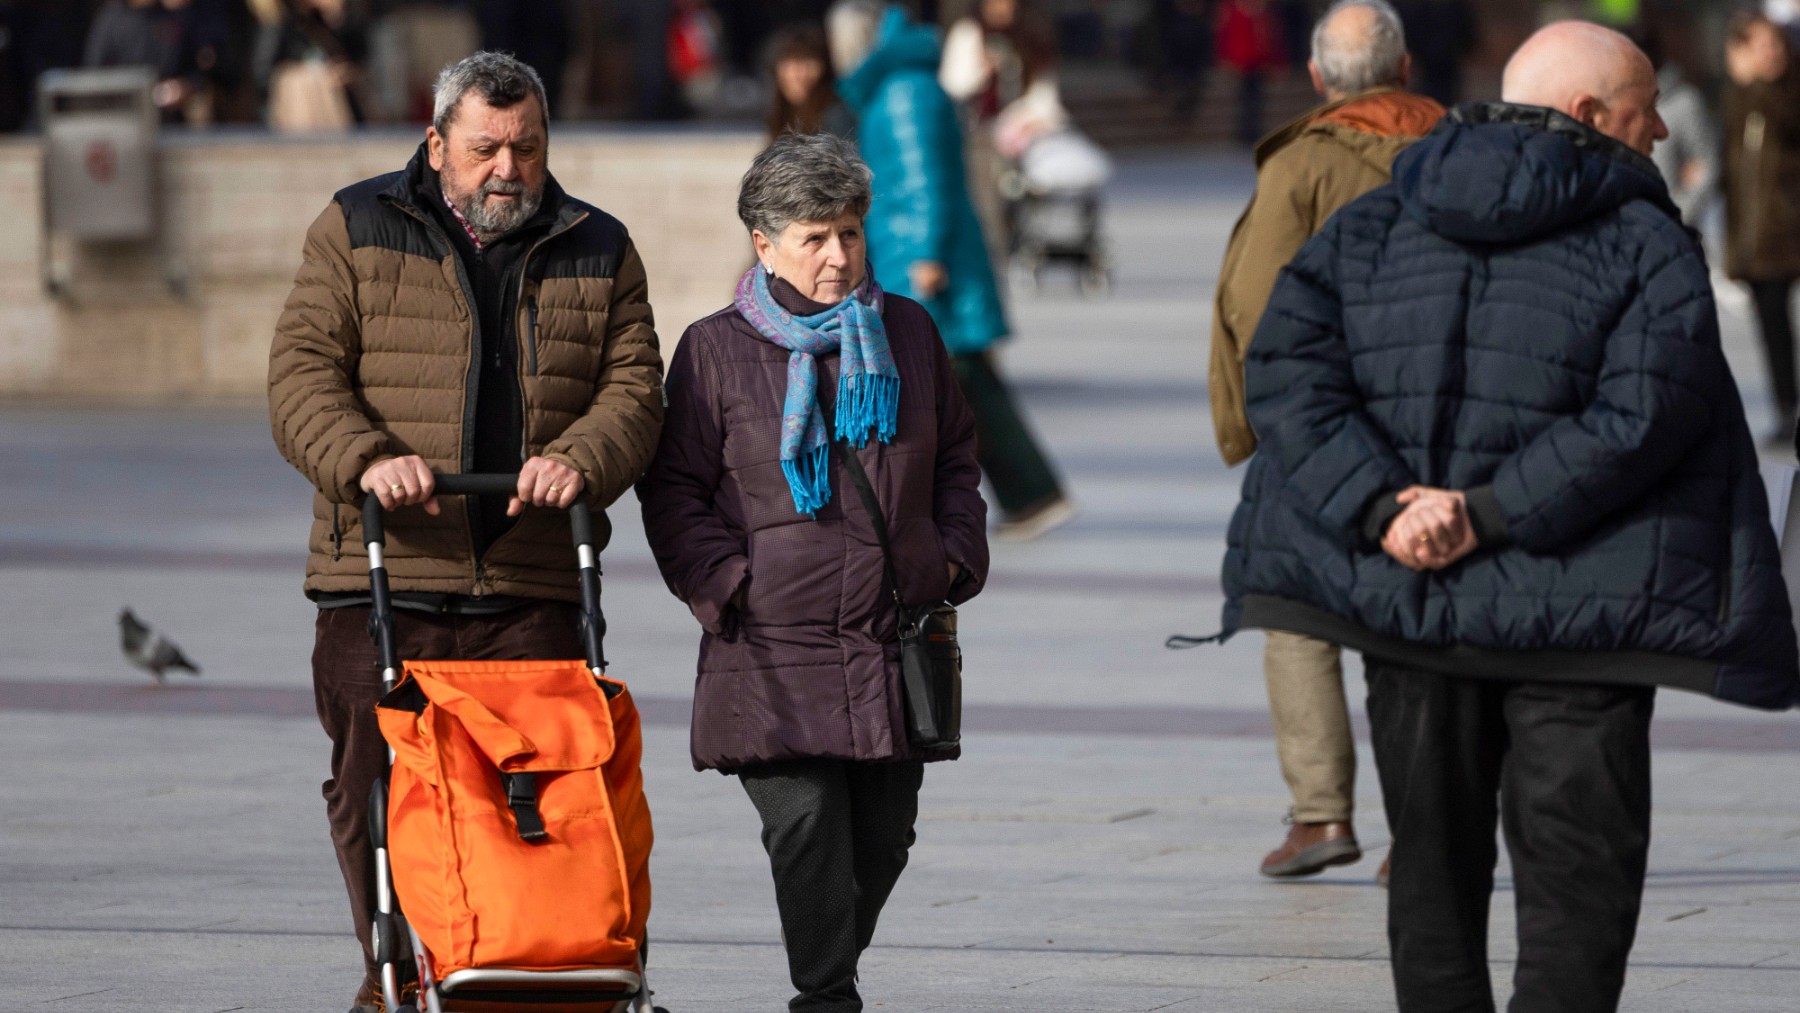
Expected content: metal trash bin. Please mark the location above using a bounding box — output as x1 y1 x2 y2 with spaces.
39 68 158 242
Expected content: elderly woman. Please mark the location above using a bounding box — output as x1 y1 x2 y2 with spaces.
637 133 988 1013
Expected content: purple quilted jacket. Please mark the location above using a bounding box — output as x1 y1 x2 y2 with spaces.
636 282 989 771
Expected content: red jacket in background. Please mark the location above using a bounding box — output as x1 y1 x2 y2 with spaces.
1216 0 1285 74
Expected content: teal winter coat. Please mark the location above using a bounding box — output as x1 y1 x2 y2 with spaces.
838 6 1009 355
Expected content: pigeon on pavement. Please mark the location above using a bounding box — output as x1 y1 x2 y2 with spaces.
119 609 201 683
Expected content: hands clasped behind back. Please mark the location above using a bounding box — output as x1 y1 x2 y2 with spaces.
1382 486 1479 571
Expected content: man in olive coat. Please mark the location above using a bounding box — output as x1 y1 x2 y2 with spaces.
267 52 662 1012
1206 0 1443 880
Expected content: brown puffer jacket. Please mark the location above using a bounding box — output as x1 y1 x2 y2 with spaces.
637 283 988 772
1208 87 1444 466
269 146 663 601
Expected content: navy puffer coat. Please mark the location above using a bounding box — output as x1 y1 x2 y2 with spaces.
1222 103 1800 711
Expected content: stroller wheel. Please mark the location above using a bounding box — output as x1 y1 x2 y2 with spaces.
1078 263 1113 298
1008 256 1042 296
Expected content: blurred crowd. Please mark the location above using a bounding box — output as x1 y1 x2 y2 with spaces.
0 0 847 131
0 1 1490 135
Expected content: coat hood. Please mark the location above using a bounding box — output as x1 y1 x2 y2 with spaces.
837 5 942 110
1393 102 1677 245
1254 89 1444 178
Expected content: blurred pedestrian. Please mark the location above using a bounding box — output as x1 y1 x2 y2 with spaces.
1152 0 1214 120
940 0 1056 122
939 0 1058 265
267 52 664 1013
84 0 230 123
766 23 854 139
1227 21 1798 1011
1392 0 1476 106
1215 0 1285 145
1643 25 1718 228
475 0 571 118
668 0 725 112
638 133 988 1013
831 0 1075 540
252 0 368 132
1724 10 1800 443
1209 0 1443 884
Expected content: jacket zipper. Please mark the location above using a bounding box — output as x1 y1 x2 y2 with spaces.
380 194 589 587
511 216 582 464
330 504 342 561
385 197 486 584
1716 560 1731 624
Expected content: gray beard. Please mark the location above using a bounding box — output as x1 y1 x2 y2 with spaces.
452 179 543 242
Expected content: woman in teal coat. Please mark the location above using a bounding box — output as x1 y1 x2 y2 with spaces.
829 1 1074 537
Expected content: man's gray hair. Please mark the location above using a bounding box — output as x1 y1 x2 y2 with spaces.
737 133 873 239
1311 0 1409 95
432 51 550 136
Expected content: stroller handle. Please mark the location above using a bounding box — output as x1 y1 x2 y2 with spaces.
361 472 596 551
360 471 610 677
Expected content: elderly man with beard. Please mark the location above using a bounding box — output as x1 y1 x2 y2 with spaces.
268 51 663 1013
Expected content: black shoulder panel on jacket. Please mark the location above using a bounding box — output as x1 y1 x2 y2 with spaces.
333 172 443 261
539 203 631 280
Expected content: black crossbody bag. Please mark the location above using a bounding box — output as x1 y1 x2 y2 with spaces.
840 446 963 750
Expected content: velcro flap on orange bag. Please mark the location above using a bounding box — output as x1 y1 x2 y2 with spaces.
397 659 617 771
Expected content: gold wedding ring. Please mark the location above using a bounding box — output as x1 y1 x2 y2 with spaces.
389 483 403 492
549 484 561 493
1417 534 1430 544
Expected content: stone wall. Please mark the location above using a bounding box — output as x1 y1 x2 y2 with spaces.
0 128 764 400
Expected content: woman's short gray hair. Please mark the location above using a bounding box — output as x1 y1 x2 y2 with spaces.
1311 0 1409 96
737 133 874 239
433 51 550 137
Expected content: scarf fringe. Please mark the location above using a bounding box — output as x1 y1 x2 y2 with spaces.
836 373 900 447
783 443 833 517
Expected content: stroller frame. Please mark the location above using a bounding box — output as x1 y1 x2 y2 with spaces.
363 472 656 1013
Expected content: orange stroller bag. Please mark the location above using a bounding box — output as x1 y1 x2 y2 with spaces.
359 473 664 1012
376 659 653 982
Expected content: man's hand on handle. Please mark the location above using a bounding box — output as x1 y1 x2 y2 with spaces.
361 456 582 517
361 456 440 515
510 457 584 516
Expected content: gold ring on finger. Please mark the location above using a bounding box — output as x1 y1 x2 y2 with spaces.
389 483 403 492
1418 534 1430 544
549 484 561 493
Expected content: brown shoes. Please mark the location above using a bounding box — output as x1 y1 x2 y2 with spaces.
1259 820 1362 878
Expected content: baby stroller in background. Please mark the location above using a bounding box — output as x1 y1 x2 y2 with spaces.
364 473 666 1013
994 83 1115 297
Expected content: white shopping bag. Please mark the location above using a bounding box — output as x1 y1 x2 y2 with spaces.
1761 462 1800 644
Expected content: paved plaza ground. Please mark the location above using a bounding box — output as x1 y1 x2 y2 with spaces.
1 152 1798 1012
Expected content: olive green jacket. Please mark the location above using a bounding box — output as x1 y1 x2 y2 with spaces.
1209 88 1444 465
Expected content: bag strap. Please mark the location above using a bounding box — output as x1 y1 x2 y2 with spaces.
839 444 911 623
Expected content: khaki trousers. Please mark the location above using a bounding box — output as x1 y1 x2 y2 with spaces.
1264 630 1355 824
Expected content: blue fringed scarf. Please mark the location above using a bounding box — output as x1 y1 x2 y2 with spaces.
734 264 897 516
